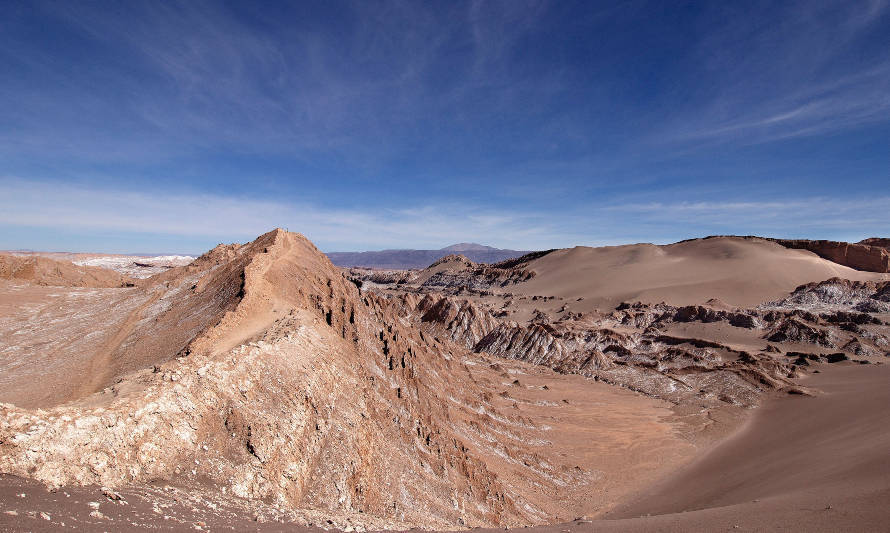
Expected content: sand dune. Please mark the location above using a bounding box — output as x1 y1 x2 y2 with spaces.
516 236 887 308
597 363 890 531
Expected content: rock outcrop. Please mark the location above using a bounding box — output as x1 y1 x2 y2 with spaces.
859 238 890 249
762 277 890 313
416 294 498 350
771 239 890 272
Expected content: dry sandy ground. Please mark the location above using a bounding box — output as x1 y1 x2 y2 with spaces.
482 363 890 532
1 363 884 531
0 282 147 407
2 252 193 279
515 237 889 309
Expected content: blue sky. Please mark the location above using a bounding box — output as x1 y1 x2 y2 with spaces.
1 0 889 254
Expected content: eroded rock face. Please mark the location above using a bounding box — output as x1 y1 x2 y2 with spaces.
0 230 575 530
859 238 890 249
422 264 536 291
416 294 499 349
762 277 890 313
672 305 762 329
403 288 889 409
764 318 836 347
408 298 789 407
772 239 890 272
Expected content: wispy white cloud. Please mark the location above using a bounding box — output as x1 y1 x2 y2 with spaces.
0 178 578 251
1 179 887 252
660 0 890 146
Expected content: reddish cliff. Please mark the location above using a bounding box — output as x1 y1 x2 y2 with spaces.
771 239 890 273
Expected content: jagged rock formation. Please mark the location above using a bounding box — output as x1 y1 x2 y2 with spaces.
771 239 890 272
411 295 784 407
0 230 579 529
763 318 836 347
419 255 536 291
410 288 889 408
762 277 890 313
345 268 414 287
416 294 498 350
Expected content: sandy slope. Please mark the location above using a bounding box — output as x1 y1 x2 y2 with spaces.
598 362 890 531
516 237 888 308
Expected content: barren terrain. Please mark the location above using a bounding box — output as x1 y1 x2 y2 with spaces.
1 231 889 531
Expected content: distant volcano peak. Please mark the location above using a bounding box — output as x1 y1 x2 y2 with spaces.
440 242 497 252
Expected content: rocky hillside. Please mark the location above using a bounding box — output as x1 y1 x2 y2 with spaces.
0 230 588 529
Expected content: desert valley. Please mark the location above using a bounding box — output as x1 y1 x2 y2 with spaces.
4 1 889 531
1 230 889 531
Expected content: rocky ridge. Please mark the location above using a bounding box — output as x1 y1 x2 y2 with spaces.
0 230 582 529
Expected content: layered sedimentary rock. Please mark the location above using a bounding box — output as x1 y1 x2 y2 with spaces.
411 286 889 409
771 239 890 272
859 238 890 249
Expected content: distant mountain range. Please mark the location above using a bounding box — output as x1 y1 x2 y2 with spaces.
325 243 532 269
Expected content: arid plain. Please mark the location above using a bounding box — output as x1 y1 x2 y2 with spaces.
1 231 889 531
